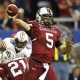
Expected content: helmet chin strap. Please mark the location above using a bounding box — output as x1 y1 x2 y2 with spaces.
15 46 23 52
40 21 51 27
44 22 51 27
40 18 52 27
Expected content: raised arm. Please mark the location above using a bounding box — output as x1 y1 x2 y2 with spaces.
8 15 30 31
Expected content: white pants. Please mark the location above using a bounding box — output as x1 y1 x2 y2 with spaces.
0 77 2 80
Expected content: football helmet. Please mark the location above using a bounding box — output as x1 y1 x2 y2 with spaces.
36 7 53 27
14 31 29 51
1 49 16 62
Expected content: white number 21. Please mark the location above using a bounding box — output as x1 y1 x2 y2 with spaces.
8 60 26 77
46 33 53 48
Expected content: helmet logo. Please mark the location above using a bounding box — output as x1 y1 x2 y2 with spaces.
20 32 25 39
37 9 40 16
47 8 51 15
6 51 11 58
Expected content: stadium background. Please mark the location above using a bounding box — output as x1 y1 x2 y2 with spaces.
0 0 80 80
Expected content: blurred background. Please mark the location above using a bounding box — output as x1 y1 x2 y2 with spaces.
0 0 80 80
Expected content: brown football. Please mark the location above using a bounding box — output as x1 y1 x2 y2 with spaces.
7 4 18 17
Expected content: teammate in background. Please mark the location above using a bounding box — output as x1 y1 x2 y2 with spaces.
1 31 32 58
0 49 29 80
7 7 73 80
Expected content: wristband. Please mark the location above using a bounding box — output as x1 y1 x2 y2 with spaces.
9 18 13 22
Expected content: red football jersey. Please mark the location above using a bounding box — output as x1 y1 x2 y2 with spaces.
0 67 6 78
0 57 29 80
28 21 61 63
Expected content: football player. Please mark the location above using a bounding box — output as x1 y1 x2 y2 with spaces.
0 49 29 80
7 7 73 80
1 31 32 58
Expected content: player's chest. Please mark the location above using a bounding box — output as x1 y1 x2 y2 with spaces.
37 27 58 42
16 51 25 58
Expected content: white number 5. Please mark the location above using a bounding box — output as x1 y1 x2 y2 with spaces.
46 33 53 48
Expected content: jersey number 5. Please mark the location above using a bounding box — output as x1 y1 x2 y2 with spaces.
8 60 26 77
46 33 53 48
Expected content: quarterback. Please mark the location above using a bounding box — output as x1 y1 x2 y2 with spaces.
7 7 73 80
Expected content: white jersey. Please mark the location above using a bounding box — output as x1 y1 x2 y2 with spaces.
2 38 32 58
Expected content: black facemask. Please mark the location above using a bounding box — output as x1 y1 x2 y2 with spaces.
41 14 53 27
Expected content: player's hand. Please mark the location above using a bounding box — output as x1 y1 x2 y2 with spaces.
65 38 73 47
7 14 18 19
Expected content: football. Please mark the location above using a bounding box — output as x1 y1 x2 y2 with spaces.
7 4 18 17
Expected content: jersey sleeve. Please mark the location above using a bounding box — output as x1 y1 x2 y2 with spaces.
55 27 62 47
57 28 61 41
0 68 6 78
1 40 7 49
24 47 32 57
26 21 38 40
0 64 7 78
1 38 14 50
1 38 10 49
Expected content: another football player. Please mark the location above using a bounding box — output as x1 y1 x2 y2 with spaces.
0 49 29 80
1 31 32 58
7 7 73 80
